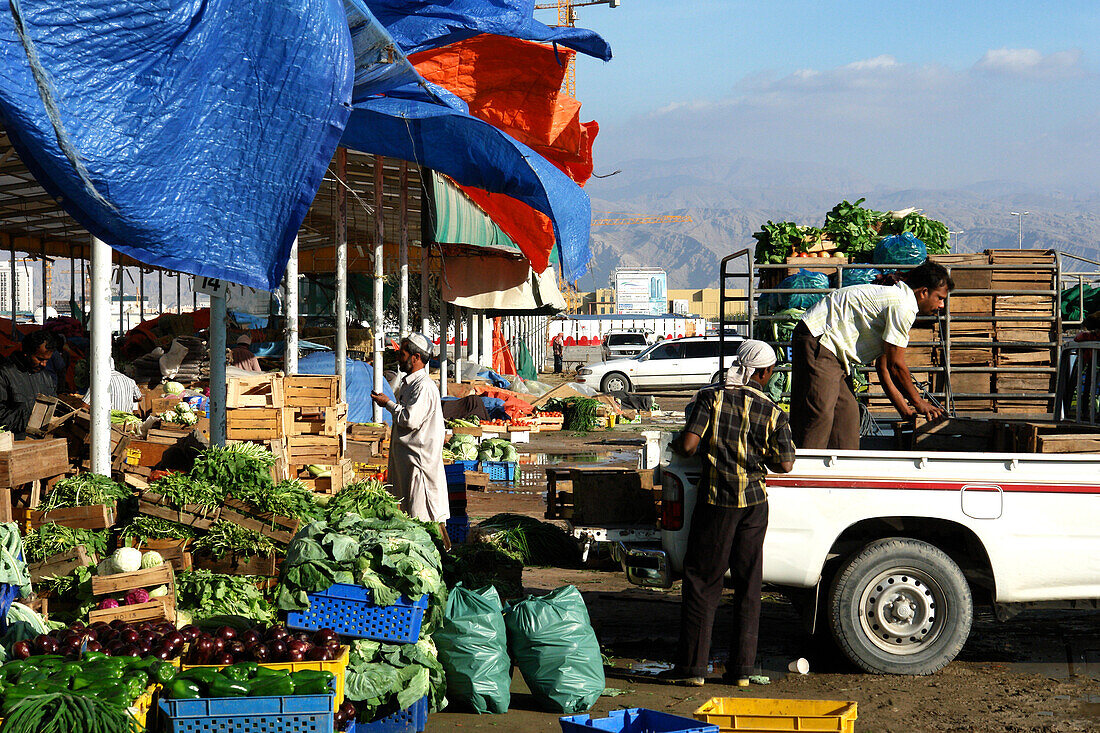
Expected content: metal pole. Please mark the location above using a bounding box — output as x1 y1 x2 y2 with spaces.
470 310 480 366
335 147 348 402
158 270 163 315
118 265 124 334
372 154 384 421
398 161 409 338
454 305 463 384
439 299 449 392
9 243 16 335
284 236 299 375
69 253 74 319
138 268 145 323
209 292 227 446
88 236 112 475
191 275 196 313
482 314 492 369
40 240 46 322
420 245 430 336
80 252 86 323
175 271 181 315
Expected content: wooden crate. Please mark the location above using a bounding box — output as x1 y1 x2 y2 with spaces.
219 498 300 544
464 471 490 490
226 407 283 440
0 439 69 488
536 415 564 431
544 467 573 520
284 376 340 408
227 373 284 408
936 253 991 291
137 491 220 531
24 504 114 530
287 435 341 465
192 553 278 576
995 346 1054 366
126 541 192 572
124 440 173 468
570 468 656 526
908 416 995 451
784 253 847 278
450 425 483 438
936 371 994 411
89 563 177 623
285 403 348 437
28 547 94 583
299 460 354 494
1035 433 1100 453
348 423 388 441
88 596 176 625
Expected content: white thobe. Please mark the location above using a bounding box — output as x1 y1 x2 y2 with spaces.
383 368 450 522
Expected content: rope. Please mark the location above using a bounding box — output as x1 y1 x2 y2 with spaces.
8 0 113 209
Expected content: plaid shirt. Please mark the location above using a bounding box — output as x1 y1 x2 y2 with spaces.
684 383 796 508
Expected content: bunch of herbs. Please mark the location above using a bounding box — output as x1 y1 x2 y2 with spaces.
175 569 276 624
117 516 196 545
193 520 278 560
148 471 223 512
324 480 401 523
233 478 320 522
39 473 129 511
22 525 108 564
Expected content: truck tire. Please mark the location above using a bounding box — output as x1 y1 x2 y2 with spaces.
601 372 631 393
827 537 972 675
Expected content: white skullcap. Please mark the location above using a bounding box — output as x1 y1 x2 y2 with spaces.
725 339 777 387
404 333 433 358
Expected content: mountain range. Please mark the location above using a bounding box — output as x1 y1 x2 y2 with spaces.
579 156 1100 291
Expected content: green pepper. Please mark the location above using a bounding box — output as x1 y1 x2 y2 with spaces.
221 664 252 683
34 655 66 667
177 667 221 686
60 662 84 676
81 651 108 663
168 678 203 700
249 674 294 697
207 675 249 698
125 675 149 700
290 671 332 696
150 661 177 685
2 685 39 715
71 672 99 691
1 661 27 678
15 668 47 685
251 666 286 679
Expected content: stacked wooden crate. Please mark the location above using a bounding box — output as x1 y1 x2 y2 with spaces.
935 253 995 413
989 250 1058 414
282 375 350 494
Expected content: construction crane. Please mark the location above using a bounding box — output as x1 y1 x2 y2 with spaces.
592 213 694 226
533 0 621 96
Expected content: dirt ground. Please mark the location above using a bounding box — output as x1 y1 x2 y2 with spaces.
426 385 1100 732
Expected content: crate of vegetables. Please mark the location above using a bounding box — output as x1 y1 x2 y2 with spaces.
180 625 350 711
158 687 336 733
536 411 565 431
286 583 429 644
352 695 428 733
479 461 517 484
89 550 177 624
219 498 301 545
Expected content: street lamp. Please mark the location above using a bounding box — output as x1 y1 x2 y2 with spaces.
948 230 964 253
1010 211 1029 250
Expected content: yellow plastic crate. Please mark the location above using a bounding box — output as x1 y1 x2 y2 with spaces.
694 697 857 733
180 645 349 711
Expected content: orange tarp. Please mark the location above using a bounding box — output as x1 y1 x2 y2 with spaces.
412 37 598 274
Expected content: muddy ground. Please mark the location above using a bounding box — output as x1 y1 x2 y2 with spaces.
426 386 1100 732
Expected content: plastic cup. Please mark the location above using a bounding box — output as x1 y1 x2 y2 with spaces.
788 658 810 674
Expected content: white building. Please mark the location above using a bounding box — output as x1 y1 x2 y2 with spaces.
0 263 34 315
612 268 667 316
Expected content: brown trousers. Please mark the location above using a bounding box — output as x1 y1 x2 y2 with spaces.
677 500 768 678
790 322 860 449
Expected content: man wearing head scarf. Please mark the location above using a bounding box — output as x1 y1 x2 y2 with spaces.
660 339 796 688
371 333 451 548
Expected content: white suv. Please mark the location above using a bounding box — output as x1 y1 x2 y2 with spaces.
578 336 742 393
601 330 652 362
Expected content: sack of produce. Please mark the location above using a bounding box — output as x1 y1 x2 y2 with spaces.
436 584 511 714
873 232 927 267
764 269 829 313
841 266 882 287
504 585 604 714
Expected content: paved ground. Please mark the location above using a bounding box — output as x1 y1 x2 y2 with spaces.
427 384 1100 732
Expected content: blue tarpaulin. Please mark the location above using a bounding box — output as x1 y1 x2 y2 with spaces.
365 0 612 61
297 351 395 425
0 0 356 291
342 96 592 281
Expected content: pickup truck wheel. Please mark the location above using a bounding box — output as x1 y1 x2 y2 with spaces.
828 538 972 675
601 373 631 393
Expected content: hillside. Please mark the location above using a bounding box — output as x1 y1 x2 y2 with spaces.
581 156 1100 290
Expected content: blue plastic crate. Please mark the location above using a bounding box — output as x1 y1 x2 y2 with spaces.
446 516 469 545
479 460 516 483
350 696 428 733
287 583 429 643
445 461 478 485
159 693 334 733
560 708 718 733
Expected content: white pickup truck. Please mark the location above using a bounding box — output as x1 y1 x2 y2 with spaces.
619 435 1100 675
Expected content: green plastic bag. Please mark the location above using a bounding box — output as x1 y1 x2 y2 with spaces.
435 584 511 714
504 585 604 714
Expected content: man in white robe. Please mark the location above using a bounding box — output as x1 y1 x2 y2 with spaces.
372 333 450 546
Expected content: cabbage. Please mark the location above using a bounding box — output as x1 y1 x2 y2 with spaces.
111 547 143 573
148 585 170 598
96 556 118 576
125 589 150 605
140 551 163 569
163 381 185 395
98 598 119 610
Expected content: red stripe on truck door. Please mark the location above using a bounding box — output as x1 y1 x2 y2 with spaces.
766 477 1100 495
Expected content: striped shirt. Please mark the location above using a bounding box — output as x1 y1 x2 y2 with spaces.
83 371 141 413
684 383 796 509
800 282 918 370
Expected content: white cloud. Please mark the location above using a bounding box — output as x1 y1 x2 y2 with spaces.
974 48 1086 80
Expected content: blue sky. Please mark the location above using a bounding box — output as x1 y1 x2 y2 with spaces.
537 1 1100 190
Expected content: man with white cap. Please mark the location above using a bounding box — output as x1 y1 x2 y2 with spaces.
660 339 795 688
229 334 262 372
371 333 450 547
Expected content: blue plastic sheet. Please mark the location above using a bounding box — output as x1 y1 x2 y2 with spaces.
0 0 356 291
365 0 612 61
297 351 396 425
841 267 883 287
874 232 927 268
342 96 592 281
